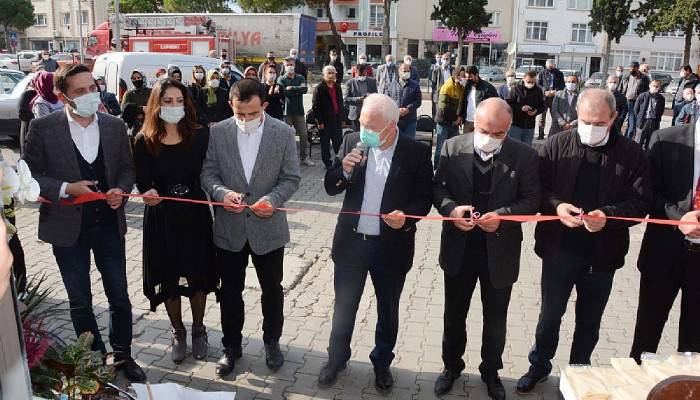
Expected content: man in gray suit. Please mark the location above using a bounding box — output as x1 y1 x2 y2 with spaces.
346 63 378 131
201 78 301 377
433 98 540 399
549 74 580 135
23 64 145 382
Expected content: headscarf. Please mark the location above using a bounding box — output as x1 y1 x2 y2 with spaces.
167 65 182 79
244 66 257 79
205 70 219 107
30 71 59 108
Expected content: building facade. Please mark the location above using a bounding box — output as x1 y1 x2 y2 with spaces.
22 0 109 52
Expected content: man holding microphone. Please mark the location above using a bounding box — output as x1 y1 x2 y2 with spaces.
318 94 433 393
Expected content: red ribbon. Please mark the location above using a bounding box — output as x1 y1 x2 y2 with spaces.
36 192 700 227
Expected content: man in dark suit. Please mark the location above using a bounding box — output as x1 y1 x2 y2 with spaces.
536 59 565 140
23 64 145 382
318 94 433 392
517 89 652 394
432 98 540 400
346 63 378 131
630 120 700 363
312 65 345 169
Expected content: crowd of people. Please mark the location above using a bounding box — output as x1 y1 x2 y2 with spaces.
8 45 700 400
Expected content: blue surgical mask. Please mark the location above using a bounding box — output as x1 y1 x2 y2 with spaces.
360 125 387 148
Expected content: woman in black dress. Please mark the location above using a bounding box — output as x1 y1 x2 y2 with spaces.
133 79 217 363
202 69 233 125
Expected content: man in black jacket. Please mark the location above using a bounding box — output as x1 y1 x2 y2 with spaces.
433 98 540 400
288 48 308 80
606 74 629 133
327 49 344 85
318 94 433 393
619 61 651 139
506 71 545 146
632 80 665 150
517 88 652 394
630 122 700 363
460 65 498 134
312 65 344 169
536 59 565 140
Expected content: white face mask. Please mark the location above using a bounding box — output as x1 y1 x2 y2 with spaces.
459 78 467 87
267 73 277 82
606 82 617 91
616 71 623 77
285 66 294 74
649 87 660 94
441 59 449 67
209 79 220 88
98 84 106 92
524 82 535 89
221 68 231 75
160 106 185 124
506 76 515 85
194 72 205 80
290 53 297 58
578 122 610 147
68 92 101 118
400 71 411 81
565 82 577 92
683 93 695 102
235 114 262 134
473 130 503 158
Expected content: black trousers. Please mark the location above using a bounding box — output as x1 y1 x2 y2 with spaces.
630 248 700 363
442 250 513 377
216 243 284 350
528 252 615 376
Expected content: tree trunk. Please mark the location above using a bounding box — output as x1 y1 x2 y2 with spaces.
381 0 390 57
682 21 692 65
2 25 9 51
324 0 350 65
601 34 612 75
455 29 463 69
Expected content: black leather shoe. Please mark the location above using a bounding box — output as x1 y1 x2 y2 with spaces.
265 342 284 371
434 369 460 396
374 366 394 393
318 362 346 388
116 356 146 383
516 370 548 394
216 346 242 377
482 374 506 400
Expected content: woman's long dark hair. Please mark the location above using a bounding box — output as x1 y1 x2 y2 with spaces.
141 78 197 156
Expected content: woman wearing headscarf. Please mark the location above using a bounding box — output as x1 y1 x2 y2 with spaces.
30 71 64 118
243 66 258 80
202 69 233 126
95 76 122 116
121 70 151 136
168 66 182 82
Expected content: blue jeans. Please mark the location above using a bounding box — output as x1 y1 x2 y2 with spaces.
320 122 343 167
52 223 132 356
398 119 417 139
434 123 460 169
507 125 535 146
625 99 637 138
527 252 615 376
327 234 407 368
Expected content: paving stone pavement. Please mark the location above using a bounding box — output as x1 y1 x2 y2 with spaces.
12 112 683 400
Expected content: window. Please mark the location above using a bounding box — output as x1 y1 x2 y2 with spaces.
571 23 592 43
369 5 384 28
567 0 592 9
527 0 554 8
315 8 324 18
62 12 71 26
347 7 356 19
650 51 682 71
609 50 641 68
656 30 684 38
80 10 88 25
34 14 47 26
489 11 501 27
625 19 639 35
436 20 445 28
525 21 548 41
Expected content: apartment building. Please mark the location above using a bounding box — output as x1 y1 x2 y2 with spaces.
22 0 109 52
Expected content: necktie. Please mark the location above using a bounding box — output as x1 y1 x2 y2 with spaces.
694 175 700 211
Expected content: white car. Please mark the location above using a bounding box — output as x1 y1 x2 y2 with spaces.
515 65 544 80
480 66 505 82
0 54 20 71
0 71 33 137
16 51 39 73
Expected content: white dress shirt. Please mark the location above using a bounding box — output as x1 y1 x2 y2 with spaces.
689 119 700 243
60 110 100 198
466 87 477 122
237 115 265 184
357 138 398 235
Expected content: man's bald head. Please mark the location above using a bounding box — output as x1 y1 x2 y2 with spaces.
474 98 512 138
577 88 617 127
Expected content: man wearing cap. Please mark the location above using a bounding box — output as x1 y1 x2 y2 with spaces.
536 59 565 140
619 61 651 139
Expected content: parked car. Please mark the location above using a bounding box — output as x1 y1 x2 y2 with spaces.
0 54 20 71
480 66 505 82
585 72 607 88
649 72 673 89
32 52 81 71
665 77 682 96
515 65 544 80
16 51 39 73
0 71 33 137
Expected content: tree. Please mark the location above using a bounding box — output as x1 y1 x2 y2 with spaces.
163 0 231 12
306 0 350 65
430 0 490 68
0 0 33 50
633 0 700 65
238 0 301 12
111 0 162 13
588 0 634 74
381 0 397 57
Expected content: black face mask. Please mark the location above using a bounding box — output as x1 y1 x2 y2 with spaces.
132 79 144 89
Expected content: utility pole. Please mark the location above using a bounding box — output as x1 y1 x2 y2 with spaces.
77 0 85 62
114 0 122 51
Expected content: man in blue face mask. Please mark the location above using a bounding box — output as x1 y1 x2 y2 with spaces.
319 93 433 393
377 54 399 99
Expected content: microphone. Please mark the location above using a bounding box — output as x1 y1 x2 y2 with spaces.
348 141 368 184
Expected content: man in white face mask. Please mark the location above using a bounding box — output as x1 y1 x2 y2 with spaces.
431 52 453 118
632 79 665 149
23 63 146 383
201 78 301 377
517 88 652 395
675 85 700 125
433 98 540 399
606 74 629 133
548 74 579 135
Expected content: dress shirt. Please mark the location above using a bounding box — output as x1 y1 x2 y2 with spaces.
60 110 100 198
357 137 398 235
237 115 266 184
690 118 700 244
567 92 575 106
466 87 477 122
441 68 451 86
